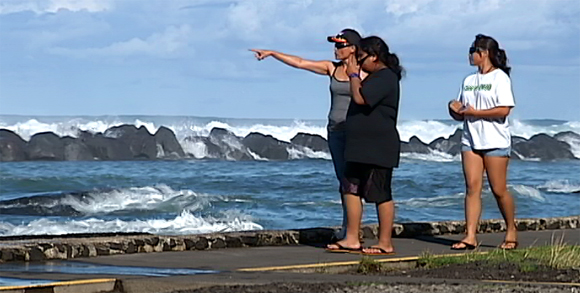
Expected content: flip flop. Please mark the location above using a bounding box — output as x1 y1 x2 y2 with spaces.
450 241 477 250
325 243 362 253
499 240 518 250
361 246 395 255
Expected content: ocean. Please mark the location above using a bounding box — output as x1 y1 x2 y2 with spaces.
0 115 579 236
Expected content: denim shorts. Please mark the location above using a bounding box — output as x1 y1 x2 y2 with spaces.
461 145 511 157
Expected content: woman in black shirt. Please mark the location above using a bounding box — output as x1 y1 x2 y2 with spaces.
326 36 403 255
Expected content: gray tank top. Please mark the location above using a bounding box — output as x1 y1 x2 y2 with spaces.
327 63 351 132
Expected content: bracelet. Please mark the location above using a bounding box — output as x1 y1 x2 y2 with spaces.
348 73 360 78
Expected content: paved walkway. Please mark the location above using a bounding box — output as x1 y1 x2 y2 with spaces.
0 229 578 293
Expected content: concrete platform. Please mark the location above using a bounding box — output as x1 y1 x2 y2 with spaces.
0 229 578 293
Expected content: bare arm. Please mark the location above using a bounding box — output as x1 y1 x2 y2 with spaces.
460 106 512 118
349 76 365 105
345 54 366 105
250 49 333 75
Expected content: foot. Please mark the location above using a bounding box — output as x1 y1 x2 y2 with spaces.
326 240 361 252
451 237 478 250
500 229 518 250
362 245 395 255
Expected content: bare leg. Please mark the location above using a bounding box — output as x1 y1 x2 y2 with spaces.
484 155 517 248
451 150 484 249
327 193 362 249
363 200 395 254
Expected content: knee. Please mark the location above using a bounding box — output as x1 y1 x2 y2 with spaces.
491 186 509 198
465 183 482 197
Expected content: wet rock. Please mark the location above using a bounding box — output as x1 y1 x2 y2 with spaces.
401 136 431 154
242 132 290 160
195 237 209 250
80 131 133 161
27 132 65 161
512 134 576 160
207 128 254 161
28 247 45 261
105 125 157 159
429 129 462 156
290 133 329 153
225 236 243 248
154 126 185 158
212 238 226 249
0 129 28 161
62 137 94 161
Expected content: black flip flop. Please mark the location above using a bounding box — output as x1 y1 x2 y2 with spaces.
325 243 362 253
361 246 395 255
499 241 518 250
450 241 477 250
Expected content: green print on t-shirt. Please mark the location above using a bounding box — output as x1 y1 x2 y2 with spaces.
464 84 492 91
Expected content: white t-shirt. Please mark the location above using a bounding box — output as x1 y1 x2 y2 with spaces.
457 69 515 150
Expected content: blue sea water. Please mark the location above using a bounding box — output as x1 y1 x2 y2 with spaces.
0 116 579 236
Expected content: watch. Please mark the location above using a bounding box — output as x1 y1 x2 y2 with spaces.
348 73 360 78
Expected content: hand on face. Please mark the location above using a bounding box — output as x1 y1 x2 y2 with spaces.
250 49 272 60
345 54 360 75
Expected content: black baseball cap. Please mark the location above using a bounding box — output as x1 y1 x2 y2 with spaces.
327 29 361 46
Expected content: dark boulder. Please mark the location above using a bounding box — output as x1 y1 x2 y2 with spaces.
0 129 28 162
428 129 462 156
105 125 157 159
154 126 185 159
290 133 329 153
512 133 576 160
80 131 133 161
207 128 253 161
242 132 290 160
401 136 431 154
182 136 222 159
61 136 94 161
509 136 527 160
26 132 64 161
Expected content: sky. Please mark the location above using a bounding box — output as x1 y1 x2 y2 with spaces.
0 0 579 121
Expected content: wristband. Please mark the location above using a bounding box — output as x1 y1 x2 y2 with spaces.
348 73 360 78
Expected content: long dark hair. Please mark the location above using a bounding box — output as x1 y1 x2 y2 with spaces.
358 36 404 80
473 34 511 76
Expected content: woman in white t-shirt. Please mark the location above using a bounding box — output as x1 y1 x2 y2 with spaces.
448 34 517 250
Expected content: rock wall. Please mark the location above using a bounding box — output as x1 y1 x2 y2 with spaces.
0 216 577 263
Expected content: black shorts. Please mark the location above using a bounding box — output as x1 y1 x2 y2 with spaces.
341 162 393 204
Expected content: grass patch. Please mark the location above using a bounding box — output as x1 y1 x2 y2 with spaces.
357 256 383 274
418 243 580 271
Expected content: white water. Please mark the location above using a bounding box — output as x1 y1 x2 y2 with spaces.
60 184 217 214
0 210 263 236
0 184 264 236
1 116 579 160
538 180 580 194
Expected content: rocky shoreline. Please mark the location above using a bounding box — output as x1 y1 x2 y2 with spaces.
1 124 578 161
0 216 577 263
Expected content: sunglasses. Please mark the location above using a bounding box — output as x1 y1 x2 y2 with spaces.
469 47 483 54
357 54 370 65
335 42 353 49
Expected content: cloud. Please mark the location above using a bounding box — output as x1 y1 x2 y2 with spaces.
0 0 113 14
48 24 195 58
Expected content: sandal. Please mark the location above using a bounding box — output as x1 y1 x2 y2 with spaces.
361 246 395 255
450 241 478 250
325 243 362 253
499 240 518 250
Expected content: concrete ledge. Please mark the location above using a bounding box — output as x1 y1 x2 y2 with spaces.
0 278 119 293
0 216 577 263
